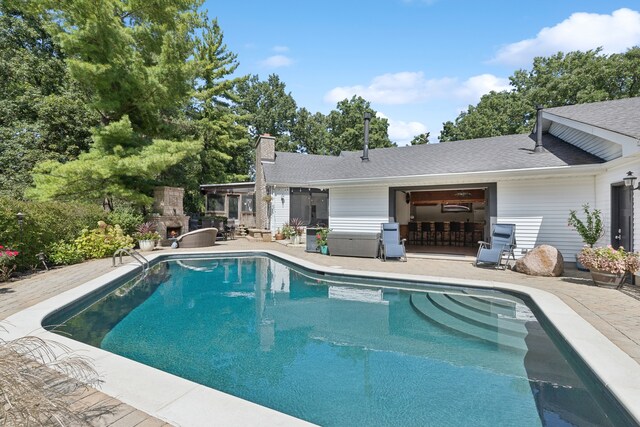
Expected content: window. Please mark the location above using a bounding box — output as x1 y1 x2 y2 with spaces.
241 194 255 212
206 194 225 212
290 188 329 226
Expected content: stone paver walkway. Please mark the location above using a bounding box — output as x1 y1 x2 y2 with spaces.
2 238 640 425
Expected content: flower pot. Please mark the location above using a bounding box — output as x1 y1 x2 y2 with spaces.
320 245 328 255
275 233 284 241
590 269 626 289
139 239 156 251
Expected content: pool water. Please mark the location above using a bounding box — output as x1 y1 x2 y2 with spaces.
47 256 630 426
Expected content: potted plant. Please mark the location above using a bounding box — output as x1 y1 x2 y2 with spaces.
289 218 305 245
568 204 604 270
274 228 285 240
135 222 160 251
316 228 330 255
577 245 640 288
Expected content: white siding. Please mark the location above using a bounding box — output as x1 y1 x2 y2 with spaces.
549 122 622 161
329 186 389 233
498 177 596 261
270 187 290 232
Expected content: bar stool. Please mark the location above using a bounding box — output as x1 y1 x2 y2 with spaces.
464 222 482 246
449 221 463 246
434 222 445 245
408 222 419 245
420 222 432 245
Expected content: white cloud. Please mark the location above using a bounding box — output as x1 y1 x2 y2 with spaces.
259 55 294 68
273 45 289 52
492 8 640 66
324 71 509 106
377 112 428 146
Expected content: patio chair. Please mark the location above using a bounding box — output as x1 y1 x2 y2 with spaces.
175 227 218 248
475 223 516 269
379 222 407 262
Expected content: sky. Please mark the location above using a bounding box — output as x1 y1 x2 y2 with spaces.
203 0 640 145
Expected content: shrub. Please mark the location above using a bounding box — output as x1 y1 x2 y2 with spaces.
75 221 134 259
106 207 144 236
0 245 19 282
0 197 105 270
47 241 84 266
316 228 330 248
568 204 604 247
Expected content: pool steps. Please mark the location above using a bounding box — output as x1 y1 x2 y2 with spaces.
410 291 530 352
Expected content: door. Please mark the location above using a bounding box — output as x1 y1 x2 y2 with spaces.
228 195 239 221
611 184 633 250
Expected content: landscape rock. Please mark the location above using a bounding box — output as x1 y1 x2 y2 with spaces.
514 245 564 277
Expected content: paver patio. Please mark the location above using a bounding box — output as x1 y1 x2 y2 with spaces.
2 238 639 426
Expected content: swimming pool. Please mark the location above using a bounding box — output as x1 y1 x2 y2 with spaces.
44 254 636 426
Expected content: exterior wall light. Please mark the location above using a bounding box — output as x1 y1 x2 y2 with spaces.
624 171 640 190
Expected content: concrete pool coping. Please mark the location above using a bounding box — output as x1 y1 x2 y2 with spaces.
2 248 640 426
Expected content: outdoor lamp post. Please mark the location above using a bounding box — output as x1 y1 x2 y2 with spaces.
16 212 24 242
624 171 640 190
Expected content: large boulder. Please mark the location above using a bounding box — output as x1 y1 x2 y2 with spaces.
514 245 564 277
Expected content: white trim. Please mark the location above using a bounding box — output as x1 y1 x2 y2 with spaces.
543 111 640 155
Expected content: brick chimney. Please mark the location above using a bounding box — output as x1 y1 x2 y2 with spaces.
255 134 276 230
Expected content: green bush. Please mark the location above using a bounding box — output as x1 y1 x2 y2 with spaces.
47 241 84 266
0 197 105 270
75 222 134 259
106 207 144 236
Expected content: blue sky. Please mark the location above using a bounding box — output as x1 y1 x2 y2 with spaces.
204 1 640 145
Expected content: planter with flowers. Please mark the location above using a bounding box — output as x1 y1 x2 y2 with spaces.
316 228 330 255
0 245 19 282
577 245 640 288
135 222 161 251
288 218 305 245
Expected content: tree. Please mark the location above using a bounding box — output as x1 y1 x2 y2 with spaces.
439 47 640 142
291 107 329 154
27 116 202 209
0 6 98 198
410 132 430 145
20 0 224 208
325 96 394 155
236 74 297 151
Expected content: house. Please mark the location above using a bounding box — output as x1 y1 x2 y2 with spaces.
199 182 257 228
246 97 640 262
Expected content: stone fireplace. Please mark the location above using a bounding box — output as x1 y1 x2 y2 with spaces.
151 186 189 245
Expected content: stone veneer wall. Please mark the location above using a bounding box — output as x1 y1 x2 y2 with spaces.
255 135 275 230
153 186 185 216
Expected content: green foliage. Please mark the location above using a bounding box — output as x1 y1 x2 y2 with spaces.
0 7 97 198
74 222 133 259
439 47 640 141
28 116 203 207
47 241 84 266
133 222 160 241
315 228 330 248
106 207 144 236
568 204 605 247
236 74 297 151
410 132 430 145
325 96 394 154
0 196 105 270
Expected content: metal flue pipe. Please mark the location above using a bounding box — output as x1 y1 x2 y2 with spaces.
534 105 545 153
362 112 371 162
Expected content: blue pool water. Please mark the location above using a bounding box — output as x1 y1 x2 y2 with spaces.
47 255 631 426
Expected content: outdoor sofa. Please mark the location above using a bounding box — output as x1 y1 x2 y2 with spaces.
175 227 218 248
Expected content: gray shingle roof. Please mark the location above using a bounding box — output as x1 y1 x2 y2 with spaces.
545 97 640 140
263 133 604 185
